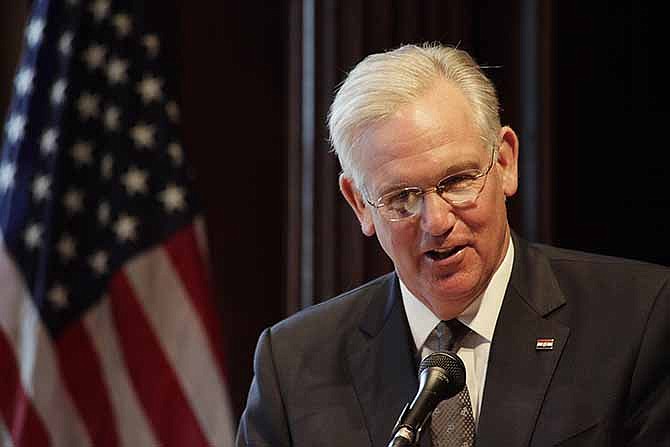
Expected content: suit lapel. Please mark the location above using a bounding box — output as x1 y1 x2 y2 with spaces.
346 274 423 447
476 235 570 446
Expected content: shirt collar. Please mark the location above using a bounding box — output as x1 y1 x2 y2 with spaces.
401 237 515 352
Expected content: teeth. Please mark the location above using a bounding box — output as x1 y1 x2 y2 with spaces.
427 246 462 260
428 249 452 260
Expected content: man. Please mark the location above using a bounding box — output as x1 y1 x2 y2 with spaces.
237 43 670 446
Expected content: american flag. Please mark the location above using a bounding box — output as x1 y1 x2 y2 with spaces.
0 0 235 445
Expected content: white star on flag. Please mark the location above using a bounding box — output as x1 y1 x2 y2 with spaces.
0 162 17 192
159 184 186 213
71 141 93 166
77 92 100 120
32 174 51 201
107 57 129 84
59 31 74 55
142 34 160 57
113 14 132 38
63 189 84 214
57 234 77 262
114 214 138 242
83 44 107 70
15 67 35 96
26 18 45 47
40 128 59 155
89 250 109 275
89 0 110 22
50 78 67 105
166 100 179 122
130 123 155 148
137 76 163 104
121 166 148 195
168 143 183 165
98 202 111 225
103 106 121 131
48 284 70 309
5 114 26 144
101 154 114 179
24 223 43 250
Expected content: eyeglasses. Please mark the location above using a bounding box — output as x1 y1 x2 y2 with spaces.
364 146 496 221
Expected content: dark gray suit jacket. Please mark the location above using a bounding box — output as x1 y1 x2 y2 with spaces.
237 236 670 446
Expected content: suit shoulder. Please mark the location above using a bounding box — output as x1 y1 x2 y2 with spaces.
270 272 395 338
529 241 669 274
526 242 670 301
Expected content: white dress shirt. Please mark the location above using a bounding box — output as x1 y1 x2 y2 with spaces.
400 238 514 425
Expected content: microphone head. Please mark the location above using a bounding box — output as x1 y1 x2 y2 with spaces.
419 351 466 400
388 351 467 442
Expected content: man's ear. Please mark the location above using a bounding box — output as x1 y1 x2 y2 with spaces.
497 126 519 198
339 174 376 236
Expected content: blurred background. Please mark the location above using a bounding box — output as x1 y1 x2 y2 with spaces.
2 0 668 423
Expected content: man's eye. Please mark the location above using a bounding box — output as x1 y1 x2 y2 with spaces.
385 189 417 206
391 190 412 201
440 173 477 188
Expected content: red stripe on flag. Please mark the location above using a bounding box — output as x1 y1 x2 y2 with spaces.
108 271 209 447
163 223 229 379
56 321 119 446
0 330 50 446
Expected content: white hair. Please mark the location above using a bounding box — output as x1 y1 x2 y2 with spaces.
328 43 501 188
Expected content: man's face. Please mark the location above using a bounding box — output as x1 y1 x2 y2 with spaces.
340 80 519 319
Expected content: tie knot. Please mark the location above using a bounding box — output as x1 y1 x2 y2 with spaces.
431 319 469 352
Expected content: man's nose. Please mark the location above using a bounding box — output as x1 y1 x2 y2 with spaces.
419 192 456 236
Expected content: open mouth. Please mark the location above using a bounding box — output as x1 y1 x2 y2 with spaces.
426 245 466 261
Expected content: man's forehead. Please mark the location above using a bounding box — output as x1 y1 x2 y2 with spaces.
356 113 481 169
362 83 476 148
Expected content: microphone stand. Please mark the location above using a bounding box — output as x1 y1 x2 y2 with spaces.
386 404 422 446
387 425 415 446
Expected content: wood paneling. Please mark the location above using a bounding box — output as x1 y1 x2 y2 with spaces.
176 1 288 418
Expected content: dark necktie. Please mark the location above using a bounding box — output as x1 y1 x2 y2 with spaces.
426 319 475 447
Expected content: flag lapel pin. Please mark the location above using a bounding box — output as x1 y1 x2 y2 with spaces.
536 338 555 350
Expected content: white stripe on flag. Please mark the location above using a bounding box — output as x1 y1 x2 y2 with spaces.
0 243 91 447
124 245 235 445
0 418 14 447
84 297 159 447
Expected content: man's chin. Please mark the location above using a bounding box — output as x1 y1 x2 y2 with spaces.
416 277 482 318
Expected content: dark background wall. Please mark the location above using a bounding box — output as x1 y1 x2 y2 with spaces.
551 2 669 266
2 0 668 422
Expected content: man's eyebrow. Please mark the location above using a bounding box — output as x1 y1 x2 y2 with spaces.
431 157 487 183
441 159 481 175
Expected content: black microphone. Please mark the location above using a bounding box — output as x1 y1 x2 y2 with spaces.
387 351 466 447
